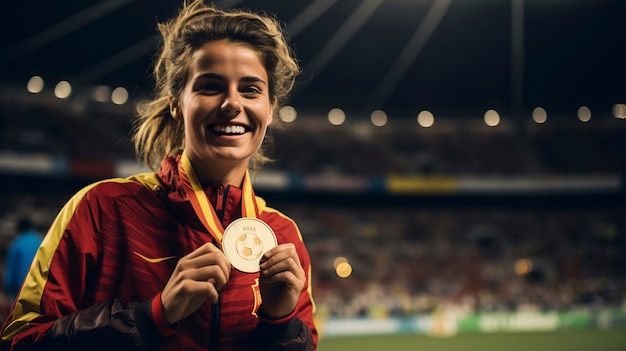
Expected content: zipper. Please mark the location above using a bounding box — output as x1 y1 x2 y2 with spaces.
209 184 229 351
209 300 220 351
216 184 225 213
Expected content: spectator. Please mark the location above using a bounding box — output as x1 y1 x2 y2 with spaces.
2 217 43 302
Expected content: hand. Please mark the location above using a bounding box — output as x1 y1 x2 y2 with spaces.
161 242 231 324
258 243 305 319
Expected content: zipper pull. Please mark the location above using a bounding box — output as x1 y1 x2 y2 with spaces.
216 184 224 213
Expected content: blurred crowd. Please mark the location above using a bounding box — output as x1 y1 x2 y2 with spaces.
269 120 625 177
294 206 625 318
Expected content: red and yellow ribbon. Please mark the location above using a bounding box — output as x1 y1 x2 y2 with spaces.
178 151 259 247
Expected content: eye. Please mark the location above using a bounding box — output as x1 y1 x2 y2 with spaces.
197 83 222 95
240 85 262 97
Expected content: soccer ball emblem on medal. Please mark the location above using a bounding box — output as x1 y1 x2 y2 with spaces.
236 233 263 260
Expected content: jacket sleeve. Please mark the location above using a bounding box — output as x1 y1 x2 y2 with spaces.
0 182 164 351
253 316 314 351
254 213 317 351
29 298 162 351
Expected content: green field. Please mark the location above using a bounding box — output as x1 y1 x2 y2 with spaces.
317 329 626 351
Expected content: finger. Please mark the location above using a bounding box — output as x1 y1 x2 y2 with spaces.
178 248 232 281
206 279 220 304
177 265 230 290
260 253 304 281
262 260 304 282
176 244 226 271
260 268 300 285
193 252 232 282
260 243 298 266
184 242 222 260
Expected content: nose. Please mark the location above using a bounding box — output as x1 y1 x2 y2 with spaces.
220 88 242 117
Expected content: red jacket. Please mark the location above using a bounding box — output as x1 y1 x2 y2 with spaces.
0 156 317 350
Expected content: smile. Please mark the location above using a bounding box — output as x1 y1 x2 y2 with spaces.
211 124 247 135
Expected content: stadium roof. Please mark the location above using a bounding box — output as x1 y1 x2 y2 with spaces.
1 0 624 121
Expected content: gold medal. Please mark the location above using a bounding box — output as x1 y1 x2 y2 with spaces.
222 218 277 273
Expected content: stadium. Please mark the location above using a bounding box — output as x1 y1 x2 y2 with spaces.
0 0 625 350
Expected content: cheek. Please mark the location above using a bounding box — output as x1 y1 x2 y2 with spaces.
181 100 208 125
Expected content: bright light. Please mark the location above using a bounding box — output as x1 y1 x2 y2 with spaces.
279 105 297 123
111 87 129 105
370 110 387 127
26 76 44 93
613 104 626 119
577 106 591 122
532 107 547 124
417 110 434 127
328 108 346 126
514 259 533 276
54 81 72 99
335 262 352 278
333 256 348 269
484 109 500 127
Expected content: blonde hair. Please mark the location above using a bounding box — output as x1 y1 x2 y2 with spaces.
132 0 300 170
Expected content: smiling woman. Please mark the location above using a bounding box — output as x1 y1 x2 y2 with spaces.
0 1 317 351
169 40 275 185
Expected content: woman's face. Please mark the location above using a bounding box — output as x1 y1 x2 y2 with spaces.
172 39 273 180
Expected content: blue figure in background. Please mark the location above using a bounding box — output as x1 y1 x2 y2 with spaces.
3 217 43 302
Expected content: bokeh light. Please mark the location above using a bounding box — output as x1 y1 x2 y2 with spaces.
279 105 297 123
417 110 434 127
111 87 129 105
484 109 500 127
54 81 72 99
514 259 533 276
532 107 547 124
370 110 387 127
328 108 346 126
577 106 591 122
26 76 44 94
613 104 626 119
335 262 352 278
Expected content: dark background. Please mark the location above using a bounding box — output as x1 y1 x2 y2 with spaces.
1 0 624 120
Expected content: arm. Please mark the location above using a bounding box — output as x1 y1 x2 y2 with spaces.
254 217 317 351
21 298 159 351
0 184 166 351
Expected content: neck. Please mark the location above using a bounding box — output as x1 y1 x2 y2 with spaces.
189 157 248 188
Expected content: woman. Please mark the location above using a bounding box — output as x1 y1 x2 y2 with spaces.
0 1 317 350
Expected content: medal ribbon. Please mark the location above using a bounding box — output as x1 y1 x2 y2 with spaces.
178 151 258 248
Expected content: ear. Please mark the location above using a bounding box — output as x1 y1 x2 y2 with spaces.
268 96 278 124
169 96 181 120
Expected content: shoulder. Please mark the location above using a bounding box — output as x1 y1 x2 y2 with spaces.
257 196 293 224
258 200 304 242
59 173 161 216
79 172 160 200
46 173 162 239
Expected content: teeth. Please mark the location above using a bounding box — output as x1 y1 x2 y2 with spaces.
212 125 246 134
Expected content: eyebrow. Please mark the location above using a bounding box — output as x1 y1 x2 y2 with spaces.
197 73 267 86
